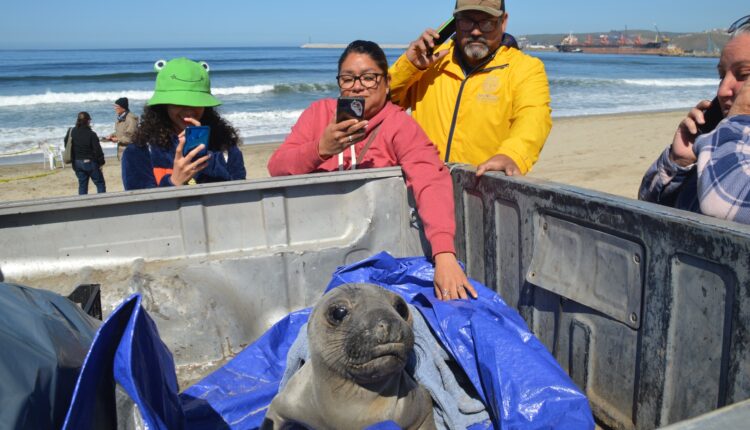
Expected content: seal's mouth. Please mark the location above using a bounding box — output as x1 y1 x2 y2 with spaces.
348 342 408 376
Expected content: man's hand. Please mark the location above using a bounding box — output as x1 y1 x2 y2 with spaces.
433 252 477 301
109 135 119 143
670 100 713 167
406 29 451 70
476 154 522 177
728 80 750 117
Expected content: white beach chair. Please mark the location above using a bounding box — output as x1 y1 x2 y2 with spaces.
41 144 65 170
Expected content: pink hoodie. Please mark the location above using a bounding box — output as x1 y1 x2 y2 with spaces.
268 99 455 256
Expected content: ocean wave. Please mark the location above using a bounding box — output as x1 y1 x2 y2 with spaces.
0 83 337 107
273 83 338 93
0 67 332 83
0 90 155 107
0 110 303 153
0 71 153 83
621 78 719 87
225 110 303 136
551 77 718 88
0 124 116 154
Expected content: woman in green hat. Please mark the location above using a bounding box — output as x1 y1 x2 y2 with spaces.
122 58 246 190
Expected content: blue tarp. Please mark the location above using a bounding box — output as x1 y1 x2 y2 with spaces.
63 252 594 429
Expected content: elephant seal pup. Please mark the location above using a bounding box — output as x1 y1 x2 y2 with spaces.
262 283 436 430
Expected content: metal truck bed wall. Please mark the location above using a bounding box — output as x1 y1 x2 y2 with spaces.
1 165 748 429
0 168 426 385
451 167 750 430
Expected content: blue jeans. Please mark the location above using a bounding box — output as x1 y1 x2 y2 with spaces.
74 159 106 195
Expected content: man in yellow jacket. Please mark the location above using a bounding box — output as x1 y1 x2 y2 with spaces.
389 0 552 176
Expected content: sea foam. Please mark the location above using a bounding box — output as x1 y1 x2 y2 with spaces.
0 109 303 154
0 85 278 107
621 78 718 87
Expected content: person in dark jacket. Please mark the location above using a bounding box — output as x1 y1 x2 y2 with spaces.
66 112 106 195
122 58 246 190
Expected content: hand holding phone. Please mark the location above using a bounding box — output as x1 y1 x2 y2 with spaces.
318 98 367 158
427 17 456 55
183 126 210 158
697 97 724 134
407 19 455 70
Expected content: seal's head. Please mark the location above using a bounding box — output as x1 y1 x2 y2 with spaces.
308 283 414 384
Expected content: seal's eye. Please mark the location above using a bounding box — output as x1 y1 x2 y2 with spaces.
394 299 409 320
329 306 348 323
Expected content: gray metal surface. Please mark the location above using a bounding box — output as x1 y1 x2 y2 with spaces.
657 398 750 429
0 167 426 388
452 165 750 430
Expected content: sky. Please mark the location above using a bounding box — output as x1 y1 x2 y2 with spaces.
1 0 748 49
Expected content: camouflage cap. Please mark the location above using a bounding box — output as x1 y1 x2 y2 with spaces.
453 0 504 17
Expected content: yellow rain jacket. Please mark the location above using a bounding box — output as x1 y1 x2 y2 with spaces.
389 41 552 174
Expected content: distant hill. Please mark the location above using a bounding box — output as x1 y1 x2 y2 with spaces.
520 29 727 55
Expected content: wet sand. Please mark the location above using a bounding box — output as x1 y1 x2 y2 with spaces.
0 110 684 203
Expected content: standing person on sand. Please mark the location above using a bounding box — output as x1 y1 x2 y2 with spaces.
65 111 106 195
104 97 138 161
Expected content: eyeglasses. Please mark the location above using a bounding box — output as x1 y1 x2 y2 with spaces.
456 16 500 33
336 73 384 89
728 15 750 33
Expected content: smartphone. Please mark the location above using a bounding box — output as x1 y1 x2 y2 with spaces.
697 97 724 134
428 17 456 54
336 97 365 123
183 125 210 158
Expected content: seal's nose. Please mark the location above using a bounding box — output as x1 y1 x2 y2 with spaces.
374 315 405 344
374 319 390 343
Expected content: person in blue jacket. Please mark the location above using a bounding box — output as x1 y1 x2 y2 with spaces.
122 58 246 190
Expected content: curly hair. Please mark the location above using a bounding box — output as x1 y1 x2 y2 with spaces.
132 105 240 151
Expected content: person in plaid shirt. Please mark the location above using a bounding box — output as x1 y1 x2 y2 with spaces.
639 16 750 223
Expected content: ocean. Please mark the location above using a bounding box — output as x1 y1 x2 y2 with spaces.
0 47 720 159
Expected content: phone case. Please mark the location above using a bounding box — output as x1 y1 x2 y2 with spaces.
435 17 456 46
336 97 365 123
428 17 456 54
183 126 210 157
698 98 723 134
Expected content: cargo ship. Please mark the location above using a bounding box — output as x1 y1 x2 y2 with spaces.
556 31 682 55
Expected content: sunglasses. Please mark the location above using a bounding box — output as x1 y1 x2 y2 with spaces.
728 14 750 33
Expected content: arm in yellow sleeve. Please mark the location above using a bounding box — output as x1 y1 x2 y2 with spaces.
388 53 427 109
497 57 552 174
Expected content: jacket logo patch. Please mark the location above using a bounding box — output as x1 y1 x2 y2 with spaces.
482 76 500 93
477 75 500 103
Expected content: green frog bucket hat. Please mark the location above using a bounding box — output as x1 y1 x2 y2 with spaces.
147 57 222 107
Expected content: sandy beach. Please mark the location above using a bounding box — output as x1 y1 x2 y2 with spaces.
0 110 684 203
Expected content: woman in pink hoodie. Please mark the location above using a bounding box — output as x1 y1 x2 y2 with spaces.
268 40 476 301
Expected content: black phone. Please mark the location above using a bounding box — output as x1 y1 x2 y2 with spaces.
698 97 724 134
183 125 210 158
428 17 456 54
336 97 365 123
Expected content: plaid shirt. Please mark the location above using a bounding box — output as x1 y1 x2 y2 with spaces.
639 115 750 224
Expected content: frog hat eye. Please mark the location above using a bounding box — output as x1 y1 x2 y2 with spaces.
199 61 210 72
154 59 167 71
